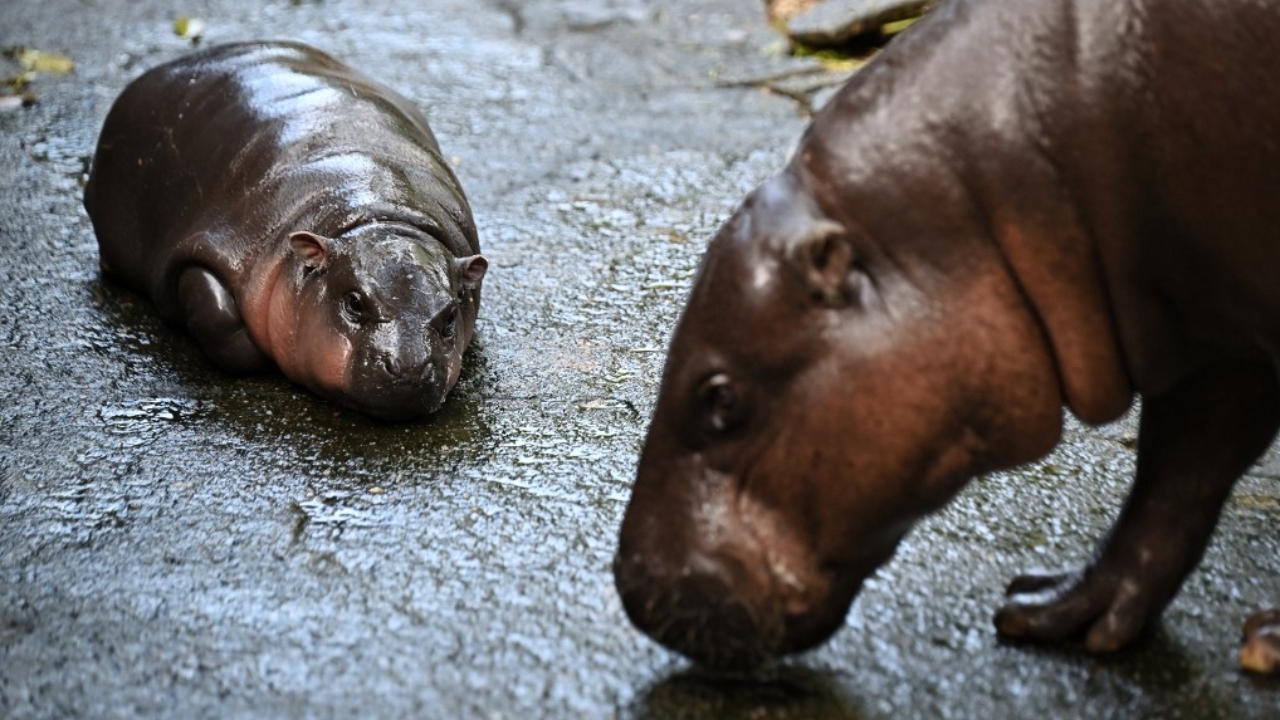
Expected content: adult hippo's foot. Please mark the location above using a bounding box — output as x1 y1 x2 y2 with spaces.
995 567 1174 653
996 363 1280 653
1241 609 1280 674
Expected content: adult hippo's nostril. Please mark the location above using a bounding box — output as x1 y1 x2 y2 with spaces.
613 550 780 671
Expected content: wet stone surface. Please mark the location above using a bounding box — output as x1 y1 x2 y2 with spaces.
1 0 1279 718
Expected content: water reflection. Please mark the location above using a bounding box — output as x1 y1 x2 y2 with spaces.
624 664 869 720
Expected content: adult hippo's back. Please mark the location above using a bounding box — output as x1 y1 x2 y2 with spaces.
84 41 487 421
615 0 1280 672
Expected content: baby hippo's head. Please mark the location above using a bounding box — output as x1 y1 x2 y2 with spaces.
282 223 487 421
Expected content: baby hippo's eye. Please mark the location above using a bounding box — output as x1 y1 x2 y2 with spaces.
342 291 369 323
440 304 459 341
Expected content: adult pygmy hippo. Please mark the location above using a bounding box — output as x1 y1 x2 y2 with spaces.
615 0 1280 672
84 41 487 421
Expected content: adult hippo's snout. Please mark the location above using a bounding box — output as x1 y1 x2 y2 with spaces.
615 426 905 670
614 451 778 670
613 553 785 671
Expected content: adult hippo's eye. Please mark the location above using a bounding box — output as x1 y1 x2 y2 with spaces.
698 373 743 434
341 291 369 324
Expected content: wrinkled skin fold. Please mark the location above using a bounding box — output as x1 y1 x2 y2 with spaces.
614 0 1280 671
84 41 486 421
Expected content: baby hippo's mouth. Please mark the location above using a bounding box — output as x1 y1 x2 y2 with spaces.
334 350 454 422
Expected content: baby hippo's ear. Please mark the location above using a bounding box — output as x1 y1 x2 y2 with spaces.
456 254 488 291
288 231 333 273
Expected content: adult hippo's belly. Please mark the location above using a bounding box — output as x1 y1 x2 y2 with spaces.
84 41 487 422
614 0 1280 672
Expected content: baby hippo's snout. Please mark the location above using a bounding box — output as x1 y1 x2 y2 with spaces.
378 336 440 385
348 320 456 421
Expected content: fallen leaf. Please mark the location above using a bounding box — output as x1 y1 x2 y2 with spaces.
174 17 207 40
881 17 922 36
13 48 74 74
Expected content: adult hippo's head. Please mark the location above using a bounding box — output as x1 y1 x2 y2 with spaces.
613 163 1068 670
269 221 487 422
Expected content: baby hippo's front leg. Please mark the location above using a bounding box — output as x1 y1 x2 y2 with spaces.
178 266 272 374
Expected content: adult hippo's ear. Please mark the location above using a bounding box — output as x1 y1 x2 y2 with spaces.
288 231 333 273
785 218 866 308
456 254 488 292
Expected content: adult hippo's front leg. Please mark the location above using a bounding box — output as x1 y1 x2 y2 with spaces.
996 362 1280 655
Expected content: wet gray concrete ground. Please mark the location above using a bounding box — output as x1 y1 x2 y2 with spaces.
1 0 1278 718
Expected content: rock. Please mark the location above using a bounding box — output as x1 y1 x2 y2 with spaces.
786 0 936 47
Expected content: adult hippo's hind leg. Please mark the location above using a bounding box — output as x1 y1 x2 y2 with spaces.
177 266 272 374
995 362 1280 658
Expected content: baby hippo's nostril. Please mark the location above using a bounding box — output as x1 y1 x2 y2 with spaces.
380 354 398 377
376 344 434 382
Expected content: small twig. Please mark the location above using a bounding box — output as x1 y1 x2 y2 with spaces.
713 65 830 89
758 82 814 117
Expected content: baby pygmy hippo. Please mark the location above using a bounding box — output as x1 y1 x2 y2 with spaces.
85 41 487 421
